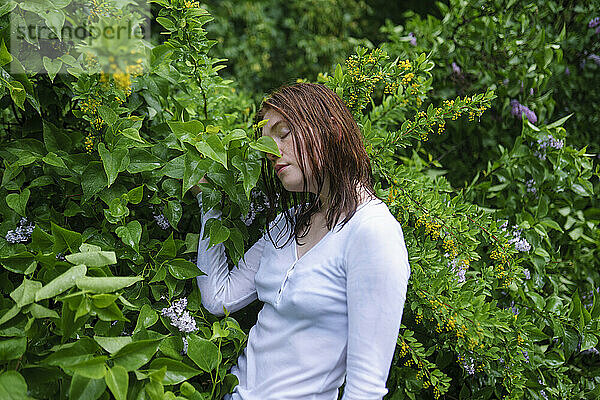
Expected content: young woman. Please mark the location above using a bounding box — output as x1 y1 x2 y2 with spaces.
194 83 411 400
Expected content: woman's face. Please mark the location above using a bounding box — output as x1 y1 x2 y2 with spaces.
261 108 319 194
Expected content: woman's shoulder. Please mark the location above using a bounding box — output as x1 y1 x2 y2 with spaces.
343 198 404 242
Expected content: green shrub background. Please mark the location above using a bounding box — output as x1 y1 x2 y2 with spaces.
0 0 598 399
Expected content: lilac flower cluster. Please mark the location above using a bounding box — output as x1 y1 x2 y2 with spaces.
161 298 198 334
510 100 537 123
458 354 475 375
153 213 170 230
589 54 600 66
523 268 531 280
590 17 600 34
522 350 529 363
447 258 467 283
5 218 35 244
500 221 531 252
534 133 564 160
451 62 461 75
538 379 549 400
510 301 519 317
525 178 537 194
408 32 417 46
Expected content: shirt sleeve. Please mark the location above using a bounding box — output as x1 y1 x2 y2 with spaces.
195 192 268 316
341 216 411 400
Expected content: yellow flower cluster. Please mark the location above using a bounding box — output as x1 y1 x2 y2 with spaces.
415 312 423 324
415 214 442 240
402 72 414 85
91 116 104 131
437 121 446 134
398 59 411 70
84 132 95 153
443 237 458 258
88 0 111 21
384 81 399 95
398 340 409 358
79 97 101 114
184 0 200 7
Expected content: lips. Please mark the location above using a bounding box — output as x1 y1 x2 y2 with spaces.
274 164 289 174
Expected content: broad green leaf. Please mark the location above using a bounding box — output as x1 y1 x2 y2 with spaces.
105 365 128 400
156 233 177 261
0 305 20 326
43 337 98 368
6 188 30 216
43 56 62 82
8 81 25 110
148 358 201 385
65 251 117 267
42 152 68 169
51 222 82 253
112 338 162 371
0 252 35 274
97 105 117 126
167 259 201 280
68 357 108 379
183 150 210 194
90 293 119 308
134 304 158 333
10 278 42 307
187 334 221 372
209 219 230 247
249 136 280 157
0 38 13 67
43 120 72 153
165 200 182 229
194 134 227 169
35 264 86 301
26 303 59 319
82 162 108 201
94 336 132 354
126 148 163 173
0 336 26 361
76 276 143 293
120 127 146 143
222 129 247 147
127 185 144 204
167 120 204 143
115 220 142 252
69 374 106 400
232 154 261 200
98 143 129 187
41 9 65 40
0 371 29 400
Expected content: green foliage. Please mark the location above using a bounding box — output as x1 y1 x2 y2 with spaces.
0 1 598 400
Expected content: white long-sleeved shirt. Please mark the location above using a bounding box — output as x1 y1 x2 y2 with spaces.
196 193 411 400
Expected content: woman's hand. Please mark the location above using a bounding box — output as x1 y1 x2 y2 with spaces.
190 176 209 196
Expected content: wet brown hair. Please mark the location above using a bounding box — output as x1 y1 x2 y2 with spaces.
254 82 382 249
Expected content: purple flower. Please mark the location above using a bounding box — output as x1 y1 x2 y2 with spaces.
451 62 461 74
523 269 531 280
565 67 570 75
515 238 531 252
529 88 534 96
522 350 529 363
153 213 170 230
510 100 537 123
526 179 537 194
589 17 600 29
448 258 468 283
596 26 600 35
408 32 417 46
161 298 198 334
5 218 35 244
458 354 475 375
589 54 600 66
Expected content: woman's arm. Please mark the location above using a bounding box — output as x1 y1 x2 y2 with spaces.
195 190 267 316
342 216 411 400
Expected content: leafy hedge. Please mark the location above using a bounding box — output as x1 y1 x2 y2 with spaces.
0 1 598 399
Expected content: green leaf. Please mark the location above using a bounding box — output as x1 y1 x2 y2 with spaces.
35 264 87 302
195 134 228 170
94 336 132 354
249 136 280 157
126 149 163 173
42 152 68 169
165 200 182 229
156 233 177 261
105 365 128 400
208 219 230 247
0 336 26 361
0 252 35 274
167 120 204 143
43 337 98 368
115 220 142 253
187 334 221 372
0 305 20 326
134 304 158 333
0 38 13 67
10 278 42 307
0 371 29 400
112 338 162 371
51 222 82 253
232 155 261 200
69 374 106 400
82 162 108 201
98 143 129 187
43 56 62 82
97 105 117 126
26 303 59 319
127 185 144 204
8 81 25 110
76 276 143 293
65 251 117 267
167 259 201 280
69 357 108 379
148 358 201 385
120 127 146 143
6 188 30 216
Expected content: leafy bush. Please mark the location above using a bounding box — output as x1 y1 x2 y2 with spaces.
0 1 598 400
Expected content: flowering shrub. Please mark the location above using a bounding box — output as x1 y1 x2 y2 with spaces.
0 1 598 400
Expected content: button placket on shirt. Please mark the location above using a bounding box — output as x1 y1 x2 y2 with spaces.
276 259 298 304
